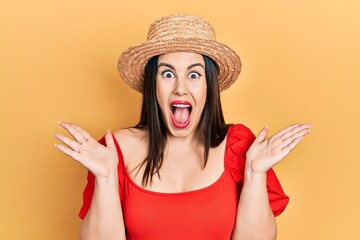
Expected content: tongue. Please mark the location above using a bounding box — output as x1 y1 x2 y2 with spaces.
173 107 190 124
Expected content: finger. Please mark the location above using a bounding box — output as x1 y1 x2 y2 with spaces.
73 124 93 141
280 124 312 141
53 133 81 152
254 126 269 143
104 129 116 149
282 128 311 146
282 136 303 153
59 121 86 144
273 124 301 139
55 143 82 162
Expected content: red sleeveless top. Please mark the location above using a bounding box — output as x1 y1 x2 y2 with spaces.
79 124 289 239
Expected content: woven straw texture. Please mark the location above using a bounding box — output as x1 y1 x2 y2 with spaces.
118 14 241 93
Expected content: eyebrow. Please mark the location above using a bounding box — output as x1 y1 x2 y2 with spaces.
187 63 205 70
158 62 205 70
158 63 175 70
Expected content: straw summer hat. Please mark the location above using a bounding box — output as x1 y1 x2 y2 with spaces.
118 14 241 93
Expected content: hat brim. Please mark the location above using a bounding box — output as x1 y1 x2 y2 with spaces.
118 38 241 93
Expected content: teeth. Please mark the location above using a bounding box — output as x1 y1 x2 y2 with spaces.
172 104 190 108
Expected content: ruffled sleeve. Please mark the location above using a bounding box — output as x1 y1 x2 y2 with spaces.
78 134 126 219
225 124 289 217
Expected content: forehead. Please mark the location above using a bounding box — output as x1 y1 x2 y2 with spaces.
157 52 205 66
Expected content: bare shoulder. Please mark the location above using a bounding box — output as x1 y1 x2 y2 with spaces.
113 127 148 167
113 127 148 145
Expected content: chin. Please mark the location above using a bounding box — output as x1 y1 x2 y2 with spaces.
166 120 199 138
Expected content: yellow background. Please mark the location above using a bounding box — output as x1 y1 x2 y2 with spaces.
1 0 359 239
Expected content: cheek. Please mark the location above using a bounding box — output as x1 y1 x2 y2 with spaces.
197 82 207 105
155 81 168 113
155 77 162 102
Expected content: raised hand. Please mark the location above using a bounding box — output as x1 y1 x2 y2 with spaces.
54 122 119 180
245 124 312 175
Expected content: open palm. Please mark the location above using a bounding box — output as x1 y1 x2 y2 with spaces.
246 124 312 175
54 122 118 180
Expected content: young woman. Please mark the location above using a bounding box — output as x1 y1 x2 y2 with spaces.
54 14 311 240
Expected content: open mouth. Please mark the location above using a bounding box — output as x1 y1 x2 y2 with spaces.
170 101 192 128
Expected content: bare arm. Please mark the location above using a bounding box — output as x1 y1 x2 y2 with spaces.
54 122 126 240
232 171 277 240
80 172 125 240
232 124 312 240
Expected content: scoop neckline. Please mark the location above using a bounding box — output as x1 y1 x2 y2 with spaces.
113 126 233 196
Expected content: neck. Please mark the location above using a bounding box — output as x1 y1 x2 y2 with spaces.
166 130 202 147
165 132 204 165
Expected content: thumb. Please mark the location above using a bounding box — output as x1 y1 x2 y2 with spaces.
104 129 116 149
254 126 269 143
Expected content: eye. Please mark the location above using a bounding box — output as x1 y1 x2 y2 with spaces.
161 70 175 79
188 72 202 79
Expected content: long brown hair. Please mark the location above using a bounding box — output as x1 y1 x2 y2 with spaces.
135 55 230 186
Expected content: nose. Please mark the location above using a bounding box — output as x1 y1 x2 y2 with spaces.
173 77 188 96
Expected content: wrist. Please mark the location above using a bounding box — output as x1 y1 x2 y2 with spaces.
244 168 267 183
95 169 119 186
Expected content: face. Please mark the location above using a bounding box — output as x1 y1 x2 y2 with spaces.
156 52 207 138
